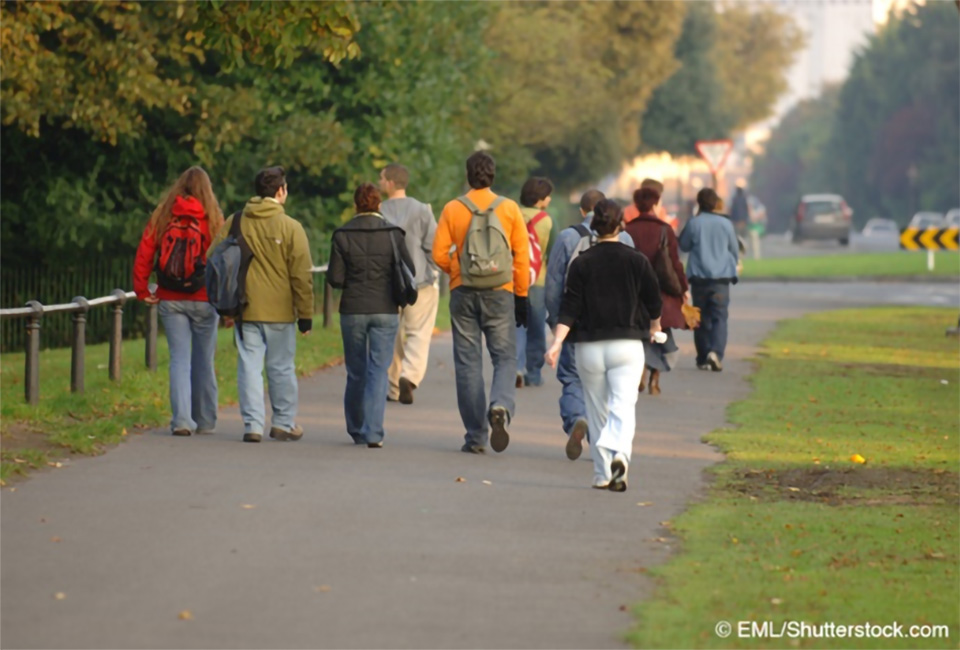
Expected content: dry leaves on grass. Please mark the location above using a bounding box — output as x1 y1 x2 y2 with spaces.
455 477 466 483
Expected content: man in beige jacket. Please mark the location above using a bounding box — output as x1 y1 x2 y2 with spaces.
211 166 314 443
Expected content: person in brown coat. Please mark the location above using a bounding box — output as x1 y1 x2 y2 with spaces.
624 186 689 395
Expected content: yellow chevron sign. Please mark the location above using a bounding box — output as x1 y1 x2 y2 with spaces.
900 227 959 251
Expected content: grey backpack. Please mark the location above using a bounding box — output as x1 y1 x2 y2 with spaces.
457 195 514 289
565 223 596 280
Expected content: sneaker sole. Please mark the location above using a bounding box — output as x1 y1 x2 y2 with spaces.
243 434 262 443
609 458 628 493
566 420 587 461
489 410 510 453
172 429 192 437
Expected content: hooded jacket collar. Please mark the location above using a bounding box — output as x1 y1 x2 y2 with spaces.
172 195 205 219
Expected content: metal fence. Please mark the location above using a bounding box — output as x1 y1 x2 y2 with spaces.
0 266 332 405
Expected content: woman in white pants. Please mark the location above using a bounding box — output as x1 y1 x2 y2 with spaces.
546 199 663 492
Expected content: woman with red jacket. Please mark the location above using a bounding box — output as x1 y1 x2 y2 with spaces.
133 166 224 436
624 186 689 396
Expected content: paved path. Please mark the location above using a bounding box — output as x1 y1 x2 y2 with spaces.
2 284 956 649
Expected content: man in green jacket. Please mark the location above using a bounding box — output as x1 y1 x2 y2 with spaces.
211 166 314 443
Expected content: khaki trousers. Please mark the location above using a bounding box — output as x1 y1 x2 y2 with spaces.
387 284 440 399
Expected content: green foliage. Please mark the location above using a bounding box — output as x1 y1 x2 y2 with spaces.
640 3 734 155
752 1 960 228
641 2 802 157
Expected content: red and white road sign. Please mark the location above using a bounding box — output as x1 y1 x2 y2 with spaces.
695 139 734 174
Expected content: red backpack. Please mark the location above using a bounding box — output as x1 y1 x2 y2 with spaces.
156 216 207 293
526 211 549 284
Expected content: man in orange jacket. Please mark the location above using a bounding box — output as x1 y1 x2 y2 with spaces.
432 151 530 454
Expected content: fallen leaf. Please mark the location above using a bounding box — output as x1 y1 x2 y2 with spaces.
47 462 63 468
636 502 653 507
926 552 946 560
314 585 332 593
787 487 800 492
619 605 628 612
241 504 256 510
940 380 949 385
731 537 740 545
178 610 193 620
121 428 128 436
771 598 783 605
455 477 466 483
50 536 61 543
13 458 26 464
482 480 492 486
850 454 866 464
54 592 66 600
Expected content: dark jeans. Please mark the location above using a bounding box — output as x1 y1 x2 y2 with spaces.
450 287 517 447
691 281 730 365
516 285 547 385
341 313 400 444
556 339 587 439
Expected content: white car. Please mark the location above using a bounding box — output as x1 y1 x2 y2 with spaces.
908 212 945 229
945 208 960 228
861 218 899 237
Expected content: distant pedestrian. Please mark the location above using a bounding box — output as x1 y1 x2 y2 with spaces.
545 199 663 492
432 151 530 454
625 186 689 396
328 183 415 447
515 177 554 389
544 190 634 460
678 188 739 372
134 166 224 437
209 166 314 443
379 164 440 406
730 184 750 236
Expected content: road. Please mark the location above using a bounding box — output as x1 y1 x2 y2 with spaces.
1 283 956 650
753 230 903 258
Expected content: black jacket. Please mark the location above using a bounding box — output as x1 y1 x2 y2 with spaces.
558 241 663 343
328 213 414 315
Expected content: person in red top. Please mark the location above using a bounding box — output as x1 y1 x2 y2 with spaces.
133 166 225 436
624 186 689 396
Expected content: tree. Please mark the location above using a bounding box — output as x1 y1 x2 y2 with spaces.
640 2 802 156
712 3 804 129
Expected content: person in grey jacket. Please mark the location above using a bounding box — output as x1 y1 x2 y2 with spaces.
379 164 439 405
543 189 633 462
678 188 739 372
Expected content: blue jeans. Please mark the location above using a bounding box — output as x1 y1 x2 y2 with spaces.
556 339 588 439
235 322 298 435
516 285 546 385
450 288 516 448
692 281 731 365
159 301 219 433
341 313 399 444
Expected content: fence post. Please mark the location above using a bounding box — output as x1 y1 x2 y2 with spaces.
108 289 127 381
323 276 333 329
24 301 43 405
145 302 158 372
71 297 89 394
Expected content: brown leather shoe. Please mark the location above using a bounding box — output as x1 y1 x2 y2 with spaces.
638 367 649 393
649 370 661 396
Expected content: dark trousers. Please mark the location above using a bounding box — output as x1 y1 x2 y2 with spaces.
691 281 730 365
449 287 516 447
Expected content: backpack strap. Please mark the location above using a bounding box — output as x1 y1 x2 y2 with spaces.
229 209 243 237
572 223 592 239
528 211 549 230
457 196 481 213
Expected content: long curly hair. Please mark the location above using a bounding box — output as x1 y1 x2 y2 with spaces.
147 166 224 238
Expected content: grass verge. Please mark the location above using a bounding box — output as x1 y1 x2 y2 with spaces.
629 307 960 649
741 252 959 278
1 295 451 483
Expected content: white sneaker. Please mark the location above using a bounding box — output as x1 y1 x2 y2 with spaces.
707 351 723 372
592 476 610 489
609 453 629 493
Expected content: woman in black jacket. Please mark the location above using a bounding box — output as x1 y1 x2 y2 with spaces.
545 199 663 492
328 183 415 448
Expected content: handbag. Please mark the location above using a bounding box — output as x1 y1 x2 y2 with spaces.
654 225 684 297
389 229 419 307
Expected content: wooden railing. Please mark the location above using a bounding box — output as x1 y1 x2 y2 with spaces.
0 266 332 405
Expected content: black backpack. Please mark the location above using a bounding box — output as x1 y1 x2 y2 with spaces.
205 211 254 319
